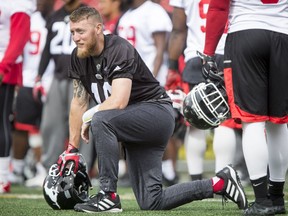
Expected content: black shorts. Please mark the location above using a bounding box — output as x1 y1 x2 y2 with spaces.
182 55 224 85
14 87 43 132
224 29 288 123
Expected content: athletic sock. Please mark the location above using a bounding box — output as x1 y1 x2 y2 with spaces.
0 157 10 182
162 159 176 180
11 159 25 174
212 176 224 193
251 176 268 202
268 180 284 206
109 192 117 200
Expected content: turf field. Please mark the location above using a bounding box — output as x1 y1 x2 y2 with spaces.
1 178 287 216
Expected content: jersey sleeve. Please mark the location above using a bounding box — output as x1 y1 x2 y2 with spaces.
38 16 54 77
0 12 30 76
203 0 230 56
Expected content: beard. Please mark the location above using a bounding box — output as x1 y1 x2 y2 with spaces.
76 38 97 58
77 47 90 58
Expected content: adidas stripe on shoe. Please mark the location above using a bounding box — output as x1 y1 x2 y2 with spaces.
216 164 248 210
74 190 123 213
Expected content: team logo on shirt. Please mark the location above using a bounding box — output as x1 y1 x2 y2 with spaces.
96 64 101 71
95 64 103 79
95 74 103 79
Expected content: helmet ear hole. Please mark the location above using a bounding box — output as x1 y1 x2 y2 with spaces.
183 82 230 129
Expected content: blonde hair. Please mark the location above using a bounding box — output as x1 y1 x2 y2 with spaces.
70 6 103 24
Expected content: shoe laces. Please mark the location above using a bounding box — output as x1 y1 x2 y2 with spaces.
89 190 105 201
88 191 106 211
220 195 228 209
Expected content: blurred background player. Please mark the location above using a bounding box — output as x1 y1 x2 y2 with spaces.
8 0 55 187
34 0 91 171
166 0 245 181
0 0 35 193
98 0 128 35
117 0 172 86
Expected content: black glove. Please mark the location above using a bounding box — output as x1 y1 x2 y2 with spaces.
197 51 224 84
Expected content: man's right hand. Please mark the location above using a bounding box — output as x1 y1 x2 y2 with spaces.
165 69 182 90
32 81 46 102
32 75 46 102
57 143 80 176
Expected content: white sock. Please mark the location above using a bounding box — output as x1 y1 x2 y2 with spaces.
213 126 236 173
242 122 268 180
162 159 175 180
118 159 126 178
266 122 288 182
184 127 206 175
0 157 11 182
11 159 25 174
35 162 47 175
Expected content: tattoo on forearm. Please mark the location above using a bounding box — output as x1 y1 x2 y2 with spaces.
73 80 89 101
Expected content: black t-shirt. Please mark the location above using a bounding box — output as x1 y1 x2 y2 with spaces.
68 34 169 105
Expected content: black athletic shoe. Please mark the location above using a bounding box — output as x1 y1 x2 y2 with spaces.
243 199 275 216
270 196 286 214
272 205 286 214
74 190 123 213
216 165 248 210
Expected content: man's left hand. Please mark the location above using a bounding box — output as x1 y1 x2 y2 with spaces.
81 123 90 143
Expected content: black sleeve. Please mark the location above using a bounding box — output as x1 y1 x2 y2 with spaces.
38 24 52 77
68 48 80 80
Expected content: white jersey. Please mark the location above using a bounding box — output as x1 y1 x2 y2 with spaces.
169 0 226 62
228 0 288 35
0 0 36 62
117 1 172 86
22 11 54 91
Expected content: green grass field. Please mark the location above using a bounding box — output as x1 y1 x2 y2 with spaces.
1 170 287 216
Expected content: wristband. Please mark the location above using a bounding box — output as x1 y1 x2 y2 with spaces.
82 105 100 124
168 59 179 71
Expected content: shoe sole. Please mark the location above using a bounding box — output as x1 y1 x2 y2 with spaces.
75 207 123 213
